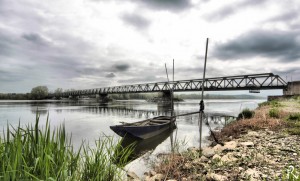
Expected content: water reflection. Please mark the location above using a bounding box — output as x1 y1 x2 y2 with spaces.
120 125 177 160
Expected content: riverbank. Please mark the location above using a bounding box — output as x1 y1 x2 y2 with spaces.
128 97 300 180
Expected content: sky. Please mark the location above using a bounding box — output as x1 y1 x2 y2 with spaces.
0 0 299 95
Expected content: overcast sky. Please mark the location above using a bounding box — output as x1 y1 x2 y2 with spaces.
0 0 299 95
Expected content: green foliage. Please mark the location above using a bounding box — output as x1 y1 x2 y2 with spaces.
269 108 280 118
31 86 49 100
282 166 300 180
285 113 300 136
0 114 132 180
259 100 281 108
237 108 254 120
287 113 300 121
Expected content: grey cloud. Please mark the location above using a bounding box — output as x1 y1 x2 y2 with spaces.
213 30 300 62
93 0 193 12
136 0 192 12
121 13 150 30
113 63 130 71
105 73 116 78
268 11 299 22
22 33 48 46
205 0 268 21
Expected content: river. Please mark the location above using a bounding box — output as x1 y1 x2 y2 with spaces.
0 98 265 176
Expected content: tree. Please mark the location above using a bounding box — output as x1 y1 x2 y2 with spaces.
31 86 49 100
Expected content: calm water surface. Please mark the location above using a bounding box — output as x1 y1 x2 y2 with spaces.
0 98 265 176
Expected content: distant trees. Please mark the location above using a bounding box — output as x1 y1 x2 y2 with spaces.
31 86 49 100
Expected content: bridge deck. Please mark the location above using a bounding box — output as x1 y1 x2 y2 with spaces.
54 73 287 97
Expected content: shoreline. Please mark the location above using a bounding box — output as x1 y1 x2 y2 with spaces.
128 97 300 180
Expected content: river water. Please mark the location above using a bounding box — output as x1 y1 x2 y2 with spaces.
0 98 265 176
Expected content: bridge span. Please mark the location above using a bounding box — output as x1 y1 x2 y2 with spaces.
52 73 287 99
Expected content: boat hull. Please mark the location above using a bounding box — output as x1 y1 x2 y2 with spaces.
110 116 176 139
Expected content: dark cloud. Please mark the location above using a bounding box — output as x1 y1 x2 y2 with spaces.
205 0 268 21
268 11 299 22
121 13 150 30
135 0 192 12
92 0 193 12
113 63 130 71
105 73 116 78
22 33 48 46
213 30 300 62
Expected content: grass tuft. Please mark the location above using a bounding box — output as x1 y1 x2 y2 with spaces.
0 114 132 180
237 108 254 120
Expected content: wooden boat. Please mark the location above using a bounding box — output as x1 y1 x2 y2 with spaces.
110 116 176 139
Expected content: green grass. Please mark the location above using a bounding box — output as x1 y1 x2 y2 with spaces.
237 108 254 120
259 100 281 108
269 108 280 118
0 114 132 180
285 113 300 136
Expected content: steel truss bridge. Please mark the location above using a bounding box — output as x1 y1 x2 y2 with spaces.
54 73 287 98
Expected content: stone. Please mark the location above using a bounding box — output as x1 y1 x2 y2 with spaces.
206 173 228 181
150 171 157 176
221 153 238 163
244 168 261 179
213 144 225 153
248 131 260 137
150 174 164 181
239 142 254 147
200 155 209 162
127 171 140 180
212 154 221 160
202 147 215 158
223 141 237 150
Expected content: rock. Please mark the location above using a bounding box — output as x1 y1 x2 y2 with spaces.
293 153 298 156
239 142 254 147
127 171 140 180
244 168 261 179
200 155 209 162
150 171 157 176
248 131 260 137
212 154 221 160
150 174 164 181
223 141 237 150
206 173 228 181
213 144 225 153
166 180 177 181
221 153 237 163
188 146 200 152
202 147 215 158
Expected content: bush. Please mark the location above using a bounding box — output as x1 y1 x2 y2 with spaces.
287 113 300 121
237 108 254 120
269 108 280 118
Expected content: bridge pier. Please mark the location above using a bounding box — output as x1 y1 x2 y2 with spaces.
98 94 110 103
284 81 300 96
162 91 172 102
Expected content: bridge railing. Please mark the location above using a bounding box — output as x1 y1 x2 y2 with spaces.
53 73 287 97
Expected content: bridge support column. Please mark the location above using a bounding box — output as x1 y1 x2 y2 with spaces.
284 81 300 96
99 94 110 103
162 91 172 102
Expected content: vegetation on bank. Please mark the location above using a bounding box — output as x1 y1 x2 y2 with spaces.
0 114 132 180
146 96 300 181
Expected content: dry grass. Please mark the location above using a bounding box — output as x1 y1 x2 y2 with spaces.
215 105 287 142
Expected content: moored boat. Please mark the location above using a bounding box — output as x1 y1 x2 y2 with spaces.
110 116 176 139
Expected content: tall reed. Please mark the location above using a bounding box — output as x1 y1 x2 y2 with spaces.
0 114 132 181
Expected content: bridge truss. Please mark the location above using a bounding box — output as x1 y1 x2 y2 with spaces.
59 73 287 97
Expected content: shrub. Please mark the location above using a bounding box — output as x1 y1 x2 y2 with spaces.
287 113 300 121
237 108 254 120
258 100 281 108
269 108 280 118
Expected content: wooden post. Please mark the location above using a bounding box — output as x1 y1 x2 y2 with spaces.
199 38 209 149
